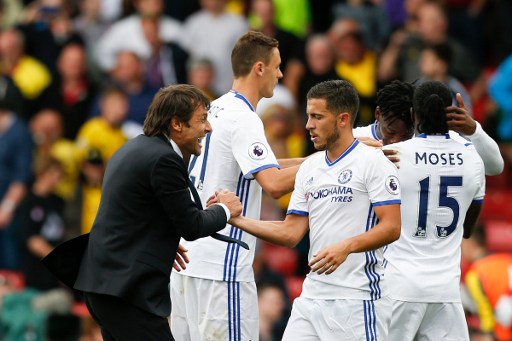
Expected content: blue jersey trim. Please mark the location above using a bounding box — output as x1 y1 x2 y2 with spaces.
223 173 250 283
472 199 484 204
243 163 280 179
286 209 309 216
230 90 255 112
371 122 379 140
325 139 359 167
417 133 451 139
372 199 401 207
364 300 378 340
364 205 381 300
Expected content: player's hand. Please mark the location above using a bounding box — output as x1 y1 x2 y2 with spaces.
357 137 383 148
217 190 242 218
206 193 219 207
446 93 476 136
173 244 189 272
381 147 400 168
309 241 350 275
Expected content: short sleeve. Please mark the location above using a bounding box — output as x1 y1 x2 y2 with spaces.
365 150 401 206
286 162 309 216
231 113 279 179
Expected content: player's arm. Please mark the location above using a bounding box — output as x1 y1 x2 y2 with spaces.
253 165 301 199
229 213 309 248
309 203 401 275
277 157 306 169
446 93 504 176
463 202 483 239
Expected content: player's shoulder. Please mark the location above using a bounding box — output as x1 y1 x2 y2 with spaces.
211 93 258 118
353 124 377 140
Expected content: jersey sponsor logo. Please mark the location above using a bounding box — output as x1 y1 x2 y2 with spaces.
308 186 353 203
385 175 400 195
338 169 353 184
248 142 268 160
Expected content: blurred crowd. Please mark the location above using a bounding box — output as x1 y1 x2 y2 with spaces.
0 0 511 340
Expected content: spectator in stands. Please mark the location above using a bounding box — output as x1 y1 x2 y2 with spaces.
94 0 183 73
378 0 480 85
327 18 377 126
140 15 189 88
17 0 83 77
462 226 512 341
90 50 158 126
77 86 128 164
0 74 26 120
0 97 33 269
258 280 289 341
331 0 391 52
489 53 512 142
283 34 338 154
186 57 218 100
29 109 79 203
249 0 303 76
72 0 111 83
36 43 97 140
62 148 105 236
180 0 248 94
0 28 51 107
18 156 65 291
418 42 473 114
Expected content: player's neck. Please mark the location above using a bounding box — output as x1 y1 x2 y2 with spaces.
231 79 261 110
326 133 356 162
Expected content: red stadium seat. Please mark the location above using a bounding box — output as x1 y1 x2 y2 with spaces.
0 270 25 290
285 276 304 302
480 189 512 221
484 219 512 252
262 243 299 277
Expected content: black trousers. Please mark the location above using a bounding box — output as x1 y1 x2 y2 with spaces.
84 292 174 341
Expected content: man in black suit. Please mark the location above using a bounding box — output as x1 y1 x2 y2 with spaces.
44 84 242 340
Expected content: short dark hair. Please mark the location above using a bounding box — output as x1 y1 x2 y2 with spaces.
306 80 360 124
231 31 279 78
376 80 415 129
143 84 210 137
413 80 451 134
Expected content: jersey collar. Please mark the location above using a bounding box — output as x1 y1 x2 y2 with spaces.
229 90 255 112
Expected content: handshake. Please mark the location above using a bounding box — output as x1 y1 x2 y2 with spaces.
207 190 242 223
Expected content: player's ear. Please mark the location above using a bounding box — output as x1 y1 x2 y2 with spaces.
338 112 350 127
375 106 382 121
254 61 264 76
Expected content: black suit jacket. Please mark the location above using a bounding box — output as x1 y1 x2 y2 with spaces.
44 134 227 317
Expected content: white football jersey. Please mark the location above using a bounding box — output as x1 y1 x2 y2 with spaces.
385 134 485 303
178 90 279 282
288 140 401 300
353 122 379 140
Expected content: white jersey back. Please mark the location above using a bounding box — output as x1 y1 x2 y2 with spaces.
179 91 279 282
288 141 401 300
386 134 485 303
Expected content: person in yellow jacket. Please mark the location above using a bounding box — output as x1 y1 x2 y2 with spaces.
76 86 128 164
463 226 512 341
